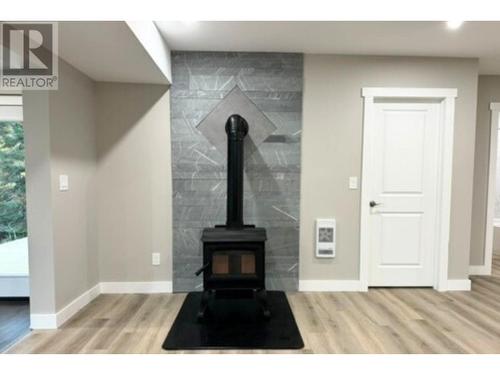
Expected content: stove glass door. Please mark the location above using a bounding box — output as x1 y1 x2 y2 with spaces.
211 250 256 276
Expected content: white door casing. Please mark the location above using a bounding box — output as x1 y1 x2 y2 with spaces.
360 88 457 291
476 103 500 276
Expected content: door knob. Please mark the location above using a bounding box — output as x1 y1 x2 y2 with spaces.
369 201 381 208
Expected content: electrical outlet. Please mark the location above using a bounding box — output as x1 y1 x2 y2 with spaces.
152 253 160 266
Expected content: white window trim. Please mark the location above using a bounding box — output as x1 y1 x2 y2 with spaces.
360 87 457 292
474 103 500 276
0 94 23 121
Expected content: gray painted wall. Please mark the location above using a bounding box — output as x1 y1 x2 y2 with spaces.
24 90 56 314
24 60 98 314
95 83 173 283
24 64 173 316
170 52 303 291
301 55 478 281
51 60 98 310
470 75 500 266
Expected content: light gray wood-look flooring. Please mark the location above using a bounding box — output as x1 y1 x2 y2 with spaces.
7 256 500 354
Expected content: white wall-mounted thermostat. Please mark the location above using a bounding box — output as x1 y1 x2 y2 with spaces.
315 218 336 258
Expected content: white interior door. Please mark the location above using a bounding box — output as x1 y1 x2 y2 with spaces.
368 101 440 287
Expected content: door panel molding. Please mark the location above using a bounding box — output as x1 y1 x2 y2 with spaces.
360 87 457 291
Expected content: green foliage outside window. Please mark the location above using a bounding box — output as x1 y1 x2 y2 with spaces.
0 121 27 244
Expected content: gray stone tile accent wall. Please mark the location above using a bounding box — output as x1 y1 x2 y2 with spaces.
170 52 303 292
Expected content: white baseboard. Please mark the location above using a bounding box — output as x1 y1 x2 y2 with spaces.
299 278 473 292
445 279 472 291
469 264 492 276
299 279 365 292
0 276 30 297
100 281 172 294
30 281 173 330
30 283 100 330
30 314 58 330
55 283 101 327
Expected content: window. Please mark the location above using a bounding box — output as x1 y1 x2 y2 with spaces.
0 95 28 281
0 96 25 244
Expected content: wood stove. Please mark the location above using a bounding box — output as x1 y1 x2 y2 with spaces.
195 114 270 320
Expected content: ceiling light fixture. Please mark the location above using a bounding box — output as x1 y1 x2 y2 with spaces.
446 21 464 30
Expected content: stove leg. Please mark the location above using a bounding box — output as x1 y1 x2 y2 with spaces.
197 290 211 321
256 289 271 320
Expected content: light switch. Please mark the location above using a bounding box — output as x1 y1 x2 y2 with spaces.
349 176 358 190
59 174 69 191
152 253 161 266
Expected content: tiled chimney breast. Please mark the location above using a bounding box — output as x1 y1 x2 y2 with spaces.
170 52 303 292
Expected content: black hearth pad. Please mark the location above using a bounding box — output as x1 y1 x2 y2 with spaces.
162 291 304 350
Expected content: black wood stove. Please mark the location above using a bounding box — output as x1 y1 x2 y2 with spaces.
195 114 270 320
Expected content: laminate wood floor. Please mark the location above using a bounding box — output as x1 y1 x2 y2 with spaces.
0 299 30 353
7 255 500 354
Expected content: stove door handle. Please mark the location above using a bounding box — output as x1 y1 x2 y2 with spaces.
195 262 210 276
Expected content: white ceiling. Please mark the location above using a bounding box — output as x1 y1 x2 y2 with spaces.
58 21 169 84
155 21 500 74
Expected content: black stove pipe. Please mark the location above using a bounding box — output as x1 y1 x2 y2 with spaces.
225 114 248 228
